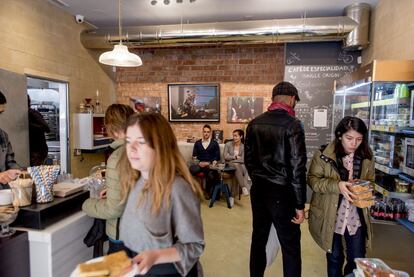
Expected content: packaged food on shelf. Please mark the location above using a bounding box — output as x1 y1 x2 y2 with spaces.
395 180 410 193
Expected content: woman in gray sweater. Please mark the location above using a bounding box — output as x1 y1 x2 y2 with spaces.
119 113 204 277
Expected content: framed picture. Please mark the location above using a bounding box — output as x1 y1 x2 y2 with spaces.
130 96 161 113
212 129 224 144
227 96 264 123
168 84 220 122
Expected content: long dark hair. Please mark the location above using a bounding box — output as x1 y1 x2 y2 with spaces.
233 129 245 144
334 116 372 160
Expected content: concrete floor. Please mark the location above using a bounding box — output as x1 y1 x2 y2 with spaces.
199 196 326 277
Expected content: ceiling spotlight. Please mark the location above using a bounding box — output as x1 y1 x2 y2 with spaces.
150 0 157 5
176 0 183 3
189 0 196 2
164 0 170 4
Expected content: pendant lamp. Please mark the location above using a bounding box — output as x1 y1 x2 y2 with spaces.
99 0 142 67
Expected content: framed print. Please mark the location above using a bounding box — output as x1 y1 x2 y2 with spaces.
168 84 220 122
227 96 264 123
130 96 161 113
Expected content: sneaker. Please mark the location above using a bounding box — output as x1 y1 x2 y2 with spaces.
242 187 249 196
229 197 234 208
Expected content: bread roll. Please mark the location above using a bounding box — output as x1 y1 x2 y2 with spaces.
78 261 109 277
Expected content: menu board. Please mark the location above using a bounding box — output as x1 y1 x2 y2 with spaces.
284 42 360 162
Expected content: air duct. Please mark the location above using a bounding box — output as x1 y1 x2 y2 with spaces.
81 16 360 49
343 3 371 50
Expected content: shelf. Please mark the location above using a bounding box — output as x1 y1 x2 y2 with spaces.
395 218 414 234
374 183 413 200
371 125 406 133
398 173 414 183
370 217 399 226
375 163 400 175
351 97 410 109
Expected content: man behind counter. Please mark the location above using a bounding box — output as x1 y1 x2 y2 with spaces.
0 90 21 188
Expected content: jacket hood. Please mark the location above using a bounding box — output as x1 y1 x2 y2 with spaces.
321 141 337 161
110 138 124 150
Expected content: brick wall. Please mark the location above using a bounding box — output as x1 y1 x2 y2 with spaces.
117 44 284 141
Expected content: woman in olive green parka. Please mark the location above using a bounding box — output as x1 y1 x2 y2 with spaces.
308 116 375 277
82 104 134 254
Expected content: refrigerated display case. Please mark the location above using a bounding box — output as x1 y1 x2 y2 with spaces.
333 60 414 183
333 60 414 274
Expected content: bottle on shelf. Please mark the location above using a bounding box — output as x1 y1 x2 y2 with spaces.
94 90 103 114
393 84 401 100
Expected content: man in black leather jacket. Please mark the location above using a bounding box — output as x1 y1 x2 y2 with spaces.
245 81 307 277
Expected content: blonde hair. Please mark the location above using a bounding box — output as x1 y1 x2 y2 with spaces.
119 113 203 213
105 104 134 137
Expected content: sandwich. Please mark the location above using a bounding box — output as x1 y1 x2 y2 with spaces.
77 251 131 277
78 261 109 277
104 251 132 277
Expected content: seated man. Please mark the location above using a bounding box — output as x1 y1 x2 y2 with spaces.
189 124 220 199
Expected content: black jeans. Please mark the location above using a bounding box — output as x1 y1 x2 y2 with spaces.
249 184 301 277
327 227 366 277
124 246 198 277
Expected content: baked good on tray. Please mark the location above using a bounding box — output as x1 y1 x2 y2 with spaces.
77 251 131 277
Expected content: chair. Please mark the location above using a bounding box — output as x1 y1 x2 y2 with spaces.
196 172 206 191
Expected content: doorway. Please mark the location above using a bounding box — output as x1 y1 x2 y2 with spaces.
26 77 70 173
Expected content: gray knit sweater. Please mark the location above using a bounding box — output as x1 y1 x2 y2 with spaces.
120 176 204 276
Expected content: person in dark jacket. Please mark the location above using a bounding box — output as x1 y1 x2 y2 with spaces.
0 90 21 188
28 96 50 166
189 124 220 199
245 81 307 277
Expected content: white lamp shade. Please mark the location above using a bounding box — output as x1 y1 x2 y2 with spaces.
99 44 142 67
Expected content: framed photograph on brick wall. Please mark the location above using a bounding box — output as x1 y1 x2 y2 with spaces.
227 96 264 123
130 96 161 113
168 84 220 122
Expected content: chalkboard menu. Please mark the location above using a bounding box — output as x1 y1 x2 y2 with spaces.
284 42 360 162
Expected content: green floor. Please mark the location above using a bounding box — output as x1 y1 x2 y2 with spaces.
199 197 326 277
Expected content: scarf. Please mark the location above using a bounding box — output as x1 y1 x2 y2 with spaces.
267 101 295 117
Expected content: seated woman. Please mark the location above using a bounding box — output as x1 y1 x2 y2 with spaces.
223 129 250 200
308 116 374 277
119 112 204 277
